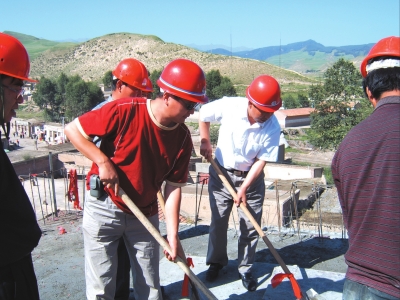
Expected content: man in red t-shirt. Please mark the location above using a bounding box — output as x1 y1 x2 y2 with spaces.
93 58 153 300
65 58 207 300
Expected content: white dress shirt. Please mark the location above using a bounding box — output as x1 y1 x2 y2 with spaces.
200 96 281 171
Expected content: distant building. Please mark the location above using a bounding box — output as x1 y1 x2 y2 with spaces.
274 108 315 128
43 123 65 144
12 118 44 138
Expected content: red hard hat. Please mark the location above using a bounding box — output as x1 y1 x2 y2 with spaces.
157 58 208 103
112 58 153 92
0 32 37 82
360 36 400 77
246 75 282 112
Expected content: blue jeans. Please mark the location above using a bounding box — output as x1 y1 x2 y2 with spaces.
343 279 399 300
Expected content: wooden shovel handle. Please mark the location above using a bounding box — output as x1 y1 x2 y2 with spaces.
209 158 310 300
118 189 217 300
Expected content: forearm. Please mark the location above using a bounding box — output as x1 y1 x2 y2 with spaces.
199 120 210 142
241 159 267 191
64 121 110 166
199 120 212 159
163 183 182 241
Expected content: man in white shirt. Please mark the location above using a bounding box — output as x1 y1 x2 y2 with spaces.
199 75 282 292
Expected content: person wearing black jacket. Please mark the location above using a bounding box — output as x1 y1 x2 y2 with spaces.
0 32 42 300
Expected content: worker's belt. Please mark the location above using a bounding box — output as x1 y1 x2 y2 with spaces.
220 166 249 176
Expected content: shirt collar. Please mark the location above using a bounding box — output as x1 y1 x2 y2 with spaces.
376 95 400 109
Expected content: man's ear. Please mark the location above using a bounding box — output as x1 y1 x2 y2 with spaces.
116 80 123 92
366 87 377 108
162 92 170 106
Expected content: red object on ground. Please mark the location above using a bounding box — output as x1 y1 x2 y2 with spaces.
68 169 82 210
58 226 66 234
272 272 302 300
181 257 194 297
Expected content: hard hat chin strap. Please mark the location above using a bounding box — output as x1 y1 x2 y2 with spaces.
0 79 11 140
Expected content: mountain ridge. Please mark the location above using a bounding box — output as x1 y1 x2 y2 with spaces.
4 31 371 93
10 32 314 95
205 39 374 74
4 31 373 77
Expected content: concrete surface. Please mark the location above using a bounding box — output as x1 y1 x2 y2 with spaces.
32 212 347 300
8 132 348 299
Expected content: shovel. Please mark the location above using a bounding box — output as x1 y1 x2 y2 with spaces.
118 188 218 300
208 157 309 300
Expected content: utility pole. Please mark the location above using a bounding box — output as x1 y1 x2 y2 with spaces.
230 31 233 78
279 36 282 69
49 152 58 217
62 116 65 143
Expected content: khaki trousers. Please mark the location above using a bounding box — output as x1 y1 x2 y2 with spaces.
83 192 162 300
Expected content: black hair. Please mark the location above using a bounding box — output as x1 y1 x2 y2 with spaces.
362 57 400 100
111 78 119 91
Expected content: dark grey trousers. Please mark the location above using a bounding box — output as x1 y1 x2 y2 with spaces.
206 161 265 274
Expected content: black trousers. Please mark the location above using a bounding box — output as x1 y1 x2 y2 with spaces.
0 254 39 300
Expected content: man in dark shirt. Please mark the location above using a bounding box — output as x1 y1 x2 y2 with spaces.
0 32 42 299
332 36 400 299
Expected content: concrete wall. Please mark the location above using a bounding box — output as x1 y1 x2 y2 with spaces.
58 153 93 167
12 154 64 178
196 162 323 181
58 152 204 172
180 188 298 228
264 163 323 180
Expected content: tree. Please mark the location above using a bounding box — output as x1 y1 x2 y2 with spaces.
307 58 366 149
298 94 310 108
33 74 105 122
102 70 113 89
211 76 237 100
283 95 298 109
206 70 222 101
32 77 59 121
64 77 103 121
308 84 325 108
323 58 362 101
206 70 236 101
149 69 162 99
55 73 69 119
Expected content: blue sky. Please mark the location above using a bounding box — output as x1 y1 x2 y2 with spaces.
1 0 399 49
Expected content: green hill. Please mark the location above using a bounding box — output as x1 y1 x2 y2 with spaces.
4 31 77 60
4 31 317 95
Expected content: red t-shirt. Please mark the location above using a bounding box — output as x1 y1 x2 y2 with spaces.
76 97 193 216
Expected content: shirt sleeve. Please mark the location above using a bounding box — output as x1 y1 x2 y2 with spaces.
331 150 347 227
199 97 227 122
75 101 120 141
257 116 281 162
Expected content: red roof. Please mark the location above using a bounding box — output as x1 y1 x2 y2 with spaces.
275 107 315 117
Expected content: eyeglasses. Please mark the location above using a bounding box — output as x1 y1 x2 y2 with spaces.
2 85 24 99
170 95 198 110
